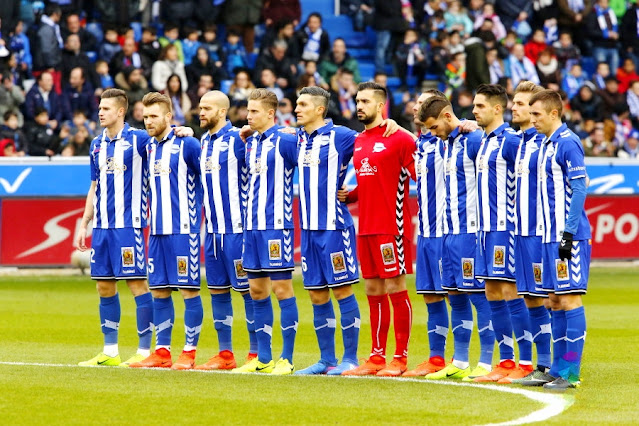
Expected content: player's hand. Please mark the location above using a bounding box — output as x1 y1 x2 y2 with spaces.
279 127 296 135
76 226 88 251
459 120 479 133
239 125 253 142
337 187 349 202
381 118 399 137
558 231 573 261
174 126 194 137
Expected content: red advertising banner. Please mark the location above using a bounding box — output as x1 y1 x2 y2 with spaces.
1 196 636 266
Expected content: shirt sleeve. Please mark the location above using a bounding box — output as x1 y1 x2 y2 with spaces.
184 137 201 174
278 133 299 167
399 133 417 178
336 128 358 165
502 133 520 164
466 131 483 160
565 176 586 234
233 133 246 167
89 139 97 181
559 138 587 180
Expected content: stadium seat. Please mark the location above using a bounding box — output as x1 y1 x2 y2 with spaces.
301 0 335 23
86 22 103 44
387 76 401 89
393 90 405 106
220 79 233 94
359 62 376 81
130 22 143 43
86 51 98 63
581 56 596 79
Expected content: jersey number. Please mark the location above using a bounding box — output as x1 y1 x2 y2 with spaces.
148 258 154 273
301 256 307 272
90 249 95 263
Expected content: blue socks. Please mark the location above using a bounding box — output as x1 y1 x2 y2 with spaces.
253 296 274 363
528 305 552 369
449 294 472 363
211 292 233 352
184 296 203 350
279 297 298 362
426 299 448 359
242 292 258 354
338 294 360 363
488 300 514 361
100 294 120 346
549 309 567 378
153 296 174 348
508 298 533 365
134 293 153 350
313 300 337 365
562 306 586 380
470 293 495 366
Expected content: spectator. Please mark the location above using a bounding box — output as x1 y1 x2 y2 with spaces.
617 57 639 93
253 39 297 89
24 71 63 128
496 0 534 33
0 0 20 37
509 43 540 87
592 61 611 89
464 32 491 91
60 34 95 87
487 47 510 86
512 11 533 42
262 0 302 28
301 60 328 89
95 0 140 27
536 47 561 87
61 67 97 123
260 19 295 57
110 37 152 81
98 27 122 63
621 2 639 70
116 66 147 113
373 0 407 72
199 24 224 69
444 0 474 37
159 23 185 63
60 125 91 156
228 69 255 101
140 26 161 63
585 0 621 73
151 44 188 92
31 4 63 73
394 29 428 89
276 97 296 127
571 82 604 122
95 60 114 93
330 67 358 128
295 73 317 97
448 30 465 55
61 13 97 52
558 0 593 39
583 124 615 156
182 26 201 66
224 0 262 54
427 30 451 79
319 38 361 85
162 74 191 126
455 90 476 120
24 107 59 156
127 100 145 129
186 47 224 89
473 3 507 41
8 20 31 77
341 0 374 32
445 51 467 97
0 111 26 153
161 0 196 30
258 68 285 100
229 99 248 127
292 12 330 63
222 30 249 76
628 80 639 127
524 28 548 63
552 31 582 70
187 73 215 111
598 76 625 117
562 63 588 99
617 128 639 158
373 71 394 119
0 72 24 126
0 137 23 157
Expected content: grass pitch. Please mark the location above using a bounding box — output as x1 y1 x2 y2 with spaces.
0 267 638 424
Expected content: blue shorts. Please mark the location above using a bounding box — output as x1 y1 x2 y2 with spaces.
441 233 484 292
542 240 591 295
475 230 516 282
205 233 248 292
300 226 359 290
415 236 445 294
90 228 147 280
242 229 295 273
148 234 201 289
514 235 546 297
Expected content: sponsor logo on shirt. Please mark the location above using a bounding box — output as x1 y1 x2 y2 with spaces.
204 157 221 172
106 157 127 174
302 151 321 167
355 157 377 176
372 142 386 153
416 161 429 177
153 160 171 176
566 160 586 173
253 158 267 174
516 160 530 176
445 158 457 175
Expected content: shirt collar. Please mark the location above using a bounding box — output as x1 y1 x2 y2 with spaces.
485 122 509 139
207 120 232 141
159 128 175 144
302 119 334 139
257 124 280 142
102 123 129 143
548 123 568 143
449 126 461 141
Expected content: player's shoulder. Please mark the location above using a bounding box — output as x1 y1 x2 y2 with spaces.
465 129 484 142
276 130 298 143
332 124 358 138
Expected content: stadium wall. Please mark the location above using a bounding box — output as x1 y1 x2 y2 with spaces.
0 157 638 266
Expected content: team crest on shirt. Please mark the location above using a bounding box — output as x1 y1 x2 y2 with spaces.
555 259 569 281
153 160 171 175
253 158 267 174
331 251 347 273
177 256 188 277
356 158 377 176
493 246 505 267
121 247 134 267
462 257 474 279
268 240 282 260
372 142 386 152
416 160 428 177
516 160 530 176
533 263 542 284
302 151 321 167
445 158 457 175
380 243 396 265
204 157 222 172
106 157 127 174
477 155 488 171
234 259 247 279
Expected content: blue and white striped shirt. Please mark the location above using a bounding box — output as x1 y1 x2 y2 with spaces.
90 123 150 229
147 129 202 235
538 123 592 243
245 124 298 231
443 127 483 235
200 121 247 234
477 123 519 232
415 131 445 238
297 120 355 231
514 127 545 237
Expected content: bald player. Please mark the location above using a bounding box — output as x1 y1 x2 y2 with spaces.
194 91 258 370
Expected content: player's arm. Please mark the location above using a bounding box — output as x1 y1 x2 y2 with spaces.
381 119 417 140
400 134 417 178
458 119 479 133
184 137 202 174
238 125 253 143
342 185 358 203
558 139 588 260
76 181 97 251
278 133 299 167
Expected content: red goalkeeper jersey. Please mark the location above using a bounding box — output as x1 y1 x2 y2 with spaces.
348 125 416 236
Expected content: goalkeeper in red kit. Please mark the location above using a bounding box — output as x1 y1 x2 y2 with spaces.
340 82 417 376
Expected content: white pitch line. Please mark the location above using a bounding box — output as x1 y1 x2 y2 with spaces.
0 361 572 424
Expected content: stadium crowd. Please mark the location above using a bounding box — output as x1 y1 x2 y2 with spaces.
0 0 638 158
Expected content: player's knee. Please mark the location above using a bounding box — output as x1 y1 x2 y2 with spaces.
96 280 117 297
484 282 502 301
502 283 519 301
423 294 445 304
126 279 149 297
151 288 172 299
332 285 354 301
309 288 330 305
209 288 230 296
180 288 200 299
524 296 545 308
385 275 406 294
559 294 583 311
272 280 294 300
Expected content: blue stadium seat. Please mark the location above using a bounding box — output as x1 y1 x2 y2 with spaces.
387 76 401 89
246 53 258 69
86 22 103 44
322 15 356 40
359 62 376 81
301 0 335 23
581 56 596 79
86 51 98 63
220 79 233 94
130 22 142 43
393 91 405 106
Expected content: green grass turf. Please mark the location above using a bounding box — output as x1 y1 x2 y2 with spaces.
0 267 637 424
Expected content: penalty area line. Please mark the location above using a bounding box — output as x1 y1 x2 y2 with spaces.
0 361 572 424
